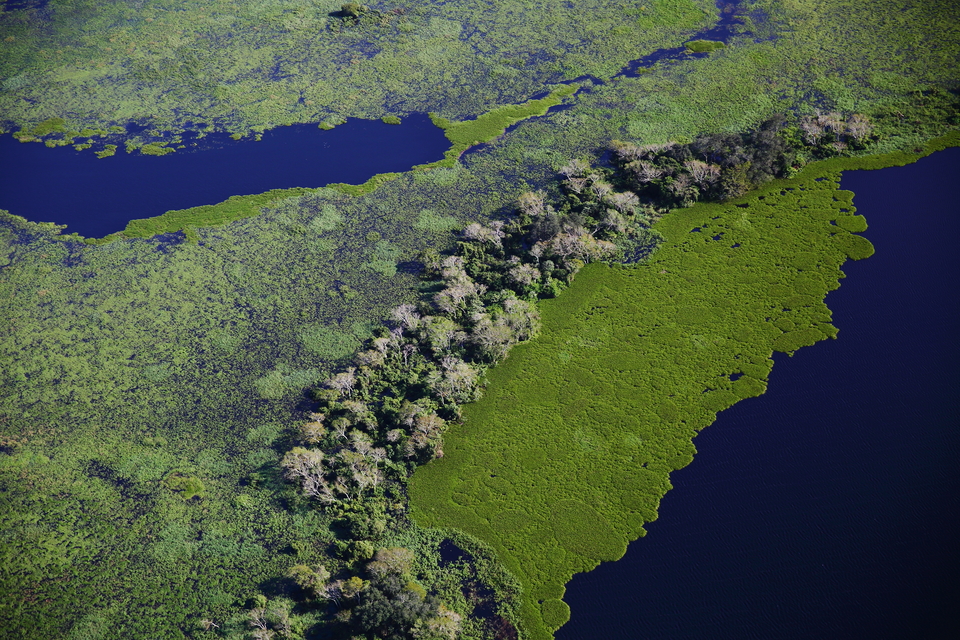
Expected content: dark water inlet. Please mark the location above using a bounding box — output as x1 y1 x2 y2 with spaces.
558 147 960 640
0 115 450 238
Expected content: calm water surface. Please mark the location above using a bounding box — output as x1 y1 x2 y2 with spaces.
558 147 960 640
0 115 449 238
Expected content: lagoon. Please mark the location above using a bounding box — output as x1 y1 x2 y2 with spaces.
557 147 960 640
0 115 450 238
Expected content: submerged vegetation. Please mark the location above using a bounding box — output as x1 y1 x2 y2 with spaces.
1 0 959 638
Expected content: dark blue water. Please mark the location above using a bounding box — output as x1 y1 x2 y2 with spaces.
0 115 449 238
558 147 960 640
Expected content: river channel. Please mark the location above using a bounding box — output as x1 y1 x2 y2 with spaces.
0 115 450 238
557 147 960 639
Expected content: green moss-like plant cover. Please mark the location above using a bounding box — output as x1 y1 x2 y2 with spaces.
164 474 206 500
684 38 725 52
139 142 175 156
326 171 403 197
0 0 713 143
94 144 118 159
405 142 960 638
382 115 402 125
117 187 315 239
424 85 579 168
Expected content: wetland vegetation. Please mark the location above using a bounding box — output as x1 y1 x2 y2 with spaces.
1 1 959 639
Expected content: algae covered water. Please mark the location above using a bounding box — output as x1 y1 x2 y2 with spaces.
557 147 960 639
0 115 449 238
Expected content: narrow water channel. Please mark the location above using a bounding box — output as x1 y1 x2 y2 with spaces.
0 115 450 238
557 147 960 640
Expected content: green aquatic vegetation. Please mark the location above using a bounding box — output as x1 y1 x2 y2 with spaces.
0 0 715 143
1 0 957 636
409 160 885 639
117 187 317 240
164 474 206 500
684 39 724 52
21 117 70 137
138 141 175 156
426 85 579 168
94 144 117 158
0 184 452 637
382 115 402 125
300 324 366 360
414 209 462 234
547 0 960 154
328 171 404 197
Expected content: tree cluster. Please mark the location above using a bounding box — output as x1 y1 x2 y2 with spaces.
286 116 887 515
280 180 660 511
269 180 664 638
349 547 462 640
607 112 878 208
240 547 459 640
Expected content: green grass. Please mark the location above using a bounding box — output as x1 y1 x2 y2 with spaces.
423 85 579 169
408 138 960 639
684 39 724 53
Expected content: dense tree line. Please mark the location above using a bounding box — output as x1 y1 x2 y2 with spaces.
266 152 660 639
281 157 664 504
605 111 881 211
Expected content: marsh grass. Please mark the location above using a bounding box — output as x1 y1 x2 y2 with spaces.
684 39 724 52
1 0 957 635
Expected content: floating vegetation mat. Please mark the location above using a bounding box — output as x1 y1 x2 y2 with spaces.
409 161 877 639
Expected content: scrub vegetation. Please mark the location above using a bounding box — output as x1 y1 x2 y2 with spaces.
1 0 959 639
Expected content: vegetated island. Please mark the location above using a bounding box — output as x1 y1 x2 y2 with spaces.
407 143 955 639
